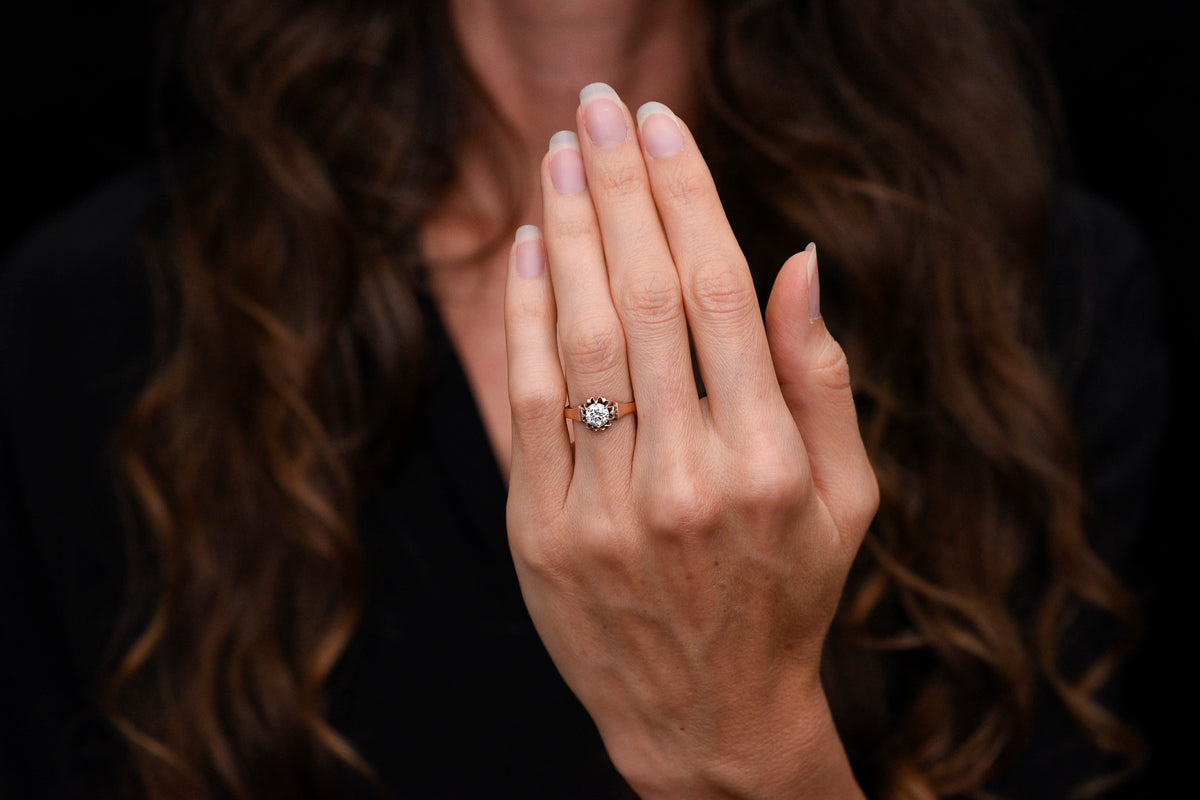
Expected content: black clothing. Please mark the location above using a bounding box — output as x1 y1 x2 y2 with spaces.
0 169 1168 798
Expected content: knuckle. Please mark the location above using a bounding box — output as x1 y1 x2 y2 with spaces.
688 255 757 319
660 165 710 206
851 466 882 532
737 446 808 508
547 213 596 247
508 383 563 429
594 160 648 198
564 504 641 571
505 289 554 328
575 524 639 571
809 337 853 394
616 268 683 327
507 505 571 578
561 317 625 375
516 531 573 581
643 469 715 535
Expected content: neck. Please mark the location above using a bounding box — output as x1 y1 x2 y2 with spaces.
424 0 705 272
450 0 704 155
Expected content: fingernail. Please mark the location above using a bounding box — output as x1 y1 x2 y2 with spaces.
548 131 586 195
636 102 683 158
514 225 545 278
806 242 821 322
579 82 627 146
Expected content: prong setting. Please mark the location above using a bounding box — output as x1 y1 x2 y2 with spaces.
580 397 618 431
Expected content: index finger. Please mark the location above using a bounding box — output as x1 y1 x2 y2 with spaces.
635 102 784 432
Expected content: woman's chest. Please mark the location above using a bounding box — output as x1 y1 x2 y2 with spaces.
428 252 515 474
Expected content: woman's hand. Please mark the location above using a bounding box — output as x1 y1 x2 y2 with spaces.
503 83 878 800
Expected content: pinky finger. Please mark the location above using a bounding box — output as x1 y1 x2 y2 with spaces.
505 225 574 506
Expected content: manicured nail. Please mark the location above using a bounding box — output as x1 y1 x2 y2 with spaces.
514 225 545 278
548 131 586 195
806 242 821 322
636 102 683 158
579 82 627 146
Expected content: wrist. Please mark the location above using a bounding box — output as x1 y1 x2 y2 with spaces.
618 684 866 800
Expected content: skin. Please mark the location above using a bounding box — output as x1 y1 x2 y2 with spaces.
425 0 701 467
430 2 880 797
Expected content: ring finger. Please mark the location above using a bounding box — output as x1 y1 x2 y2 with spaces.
575 83 700 451
542 130 636 481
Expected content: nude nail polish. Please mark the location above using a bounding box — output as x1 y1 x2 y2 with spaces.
514 225 545 278
806 242 821 322
548 131 586 195
636 102 683 158
579 82 627 147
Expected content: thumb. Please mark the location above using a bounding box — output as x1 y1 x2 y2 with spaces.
765 244 878 537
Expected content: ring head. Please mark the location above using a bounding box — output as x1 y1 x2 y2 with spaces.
580 397 618 431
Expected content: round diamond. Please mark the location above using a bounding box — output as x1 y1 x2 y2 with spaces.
582 401 612 429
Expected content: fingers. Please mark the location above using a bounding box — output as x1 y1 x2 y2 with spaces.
633 101 784 434
505 225 573 504
765 246 879 543
574 84 701 445
521 86 831 497
541 130 636 477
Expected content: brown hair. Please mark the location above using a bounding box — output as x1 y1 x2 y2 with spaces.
106 1 1142 798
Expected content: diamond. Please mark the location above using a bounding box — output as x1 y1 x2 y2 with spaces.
581 398 615 430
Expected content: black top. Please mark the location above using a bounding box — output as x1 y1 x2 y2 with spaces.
0 168 1168 799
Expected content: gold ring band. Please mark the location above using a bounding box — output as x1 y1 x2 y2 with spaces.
564 397 636 431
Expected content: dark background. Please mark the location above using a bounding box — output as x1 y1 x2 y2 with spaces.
1 1 1192 796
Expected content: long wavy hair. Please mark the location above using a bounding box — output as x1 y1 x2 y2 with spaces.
106 1 1142 798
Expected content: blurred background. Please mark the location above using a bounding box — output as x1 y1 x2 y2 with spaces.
1 2 1191 795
